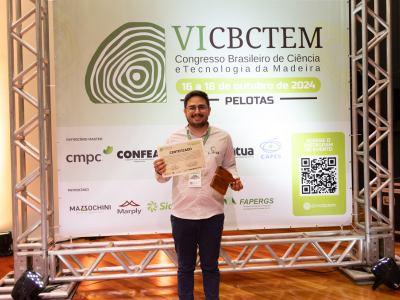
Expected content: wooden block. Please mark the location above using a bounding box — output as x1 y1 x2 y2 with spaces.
210 174 229 195
215 165 235 183
210 166 236 195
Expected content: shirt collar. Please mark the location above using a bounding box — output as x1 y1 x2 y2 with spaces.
186 123 210 138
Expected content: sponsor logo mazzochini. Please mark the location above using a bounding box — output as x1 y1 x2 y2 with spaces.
260 138 282 159
70 205 111 212
118 201 141 214
85 22 166 104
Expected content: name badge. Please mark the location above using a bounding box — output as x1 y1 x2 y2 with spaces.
189 171 201 187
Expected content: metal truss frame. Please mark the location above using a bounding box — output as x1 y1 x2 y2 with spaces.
5 0 54 283
350 0 395 268
46 231 370 283
0 0 395 298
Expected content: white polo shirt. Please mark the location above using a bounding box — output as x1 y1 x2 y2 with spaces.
155 125 238 220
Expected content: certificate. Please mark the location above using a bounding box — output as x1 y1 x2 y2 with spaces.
157 139 207 177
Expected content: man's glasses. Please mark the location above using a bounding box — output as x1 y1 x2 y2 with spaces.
186 105 208 113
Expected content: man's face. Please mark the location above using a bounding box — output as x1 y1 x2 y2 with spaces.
184 96 211 128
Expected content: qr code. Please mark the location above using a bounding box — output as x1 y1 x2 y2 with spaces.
300 155 339 196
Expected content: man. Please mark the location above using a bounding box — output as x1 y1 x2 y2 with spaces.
153 90 243 300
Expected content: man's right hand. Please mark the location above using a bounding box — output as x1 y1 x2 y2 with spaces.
153 158 167 175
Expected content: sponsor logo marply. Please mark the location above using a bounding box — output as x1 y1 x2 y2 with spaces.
119 201 140 207
117 201 141 215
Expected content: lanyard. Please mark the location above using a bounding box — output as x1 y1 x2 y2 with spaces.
186 126 211 146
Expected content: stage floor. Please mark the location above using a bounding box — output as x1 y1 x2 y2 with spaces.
1 228 400 300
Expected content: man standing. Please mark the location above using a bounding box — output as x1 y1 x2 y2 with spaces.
153 90 243 300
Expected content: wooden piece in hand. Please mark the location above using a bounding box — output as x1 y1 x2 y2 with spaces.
210 165 235 195
210 174 229 195
215 165 235 183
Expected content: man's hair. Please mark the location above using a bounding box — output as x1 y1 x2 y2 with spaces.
183 90 210 108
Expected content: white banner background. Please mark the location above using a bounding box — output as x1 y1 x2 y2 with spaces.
54 0 352 237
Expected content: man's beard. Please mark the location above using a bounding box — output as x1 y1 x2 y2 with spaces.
186 113 208 128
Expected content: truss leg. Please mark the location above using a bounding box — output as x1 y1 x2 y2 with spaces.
351 0 394 266
6 0 54 283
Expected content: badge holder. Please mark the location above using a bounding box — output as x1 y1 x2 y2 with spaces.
189 170 202 187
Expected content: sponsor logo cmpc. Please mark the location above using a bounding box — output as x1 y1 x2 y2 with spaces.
66 154 102 164
66 146 113 165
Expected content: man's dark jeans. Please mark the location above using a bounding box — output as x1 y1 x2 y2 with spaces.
171 214 224 300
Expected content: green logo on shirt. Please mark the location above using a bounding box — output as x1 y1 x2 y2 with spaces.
208 146 220 155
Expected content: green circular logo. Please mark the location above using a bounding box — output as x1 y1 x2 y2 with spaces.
147 201 157 212
85 22 166 104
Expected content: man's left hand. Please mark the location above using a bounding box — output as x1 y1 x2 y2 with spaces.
230 177 243 191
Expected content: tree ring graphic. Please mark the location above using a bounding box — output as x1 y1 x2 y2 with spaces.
85 22 166 104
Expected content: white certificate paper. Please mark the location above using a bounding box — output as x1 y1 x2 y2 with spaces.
157 139 207 177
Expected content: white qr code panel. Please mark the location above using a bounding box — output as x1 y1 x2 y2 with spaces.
299 155 339 196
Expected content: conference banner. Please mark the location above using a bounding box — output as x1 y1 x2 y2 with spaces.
54 0 352 237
